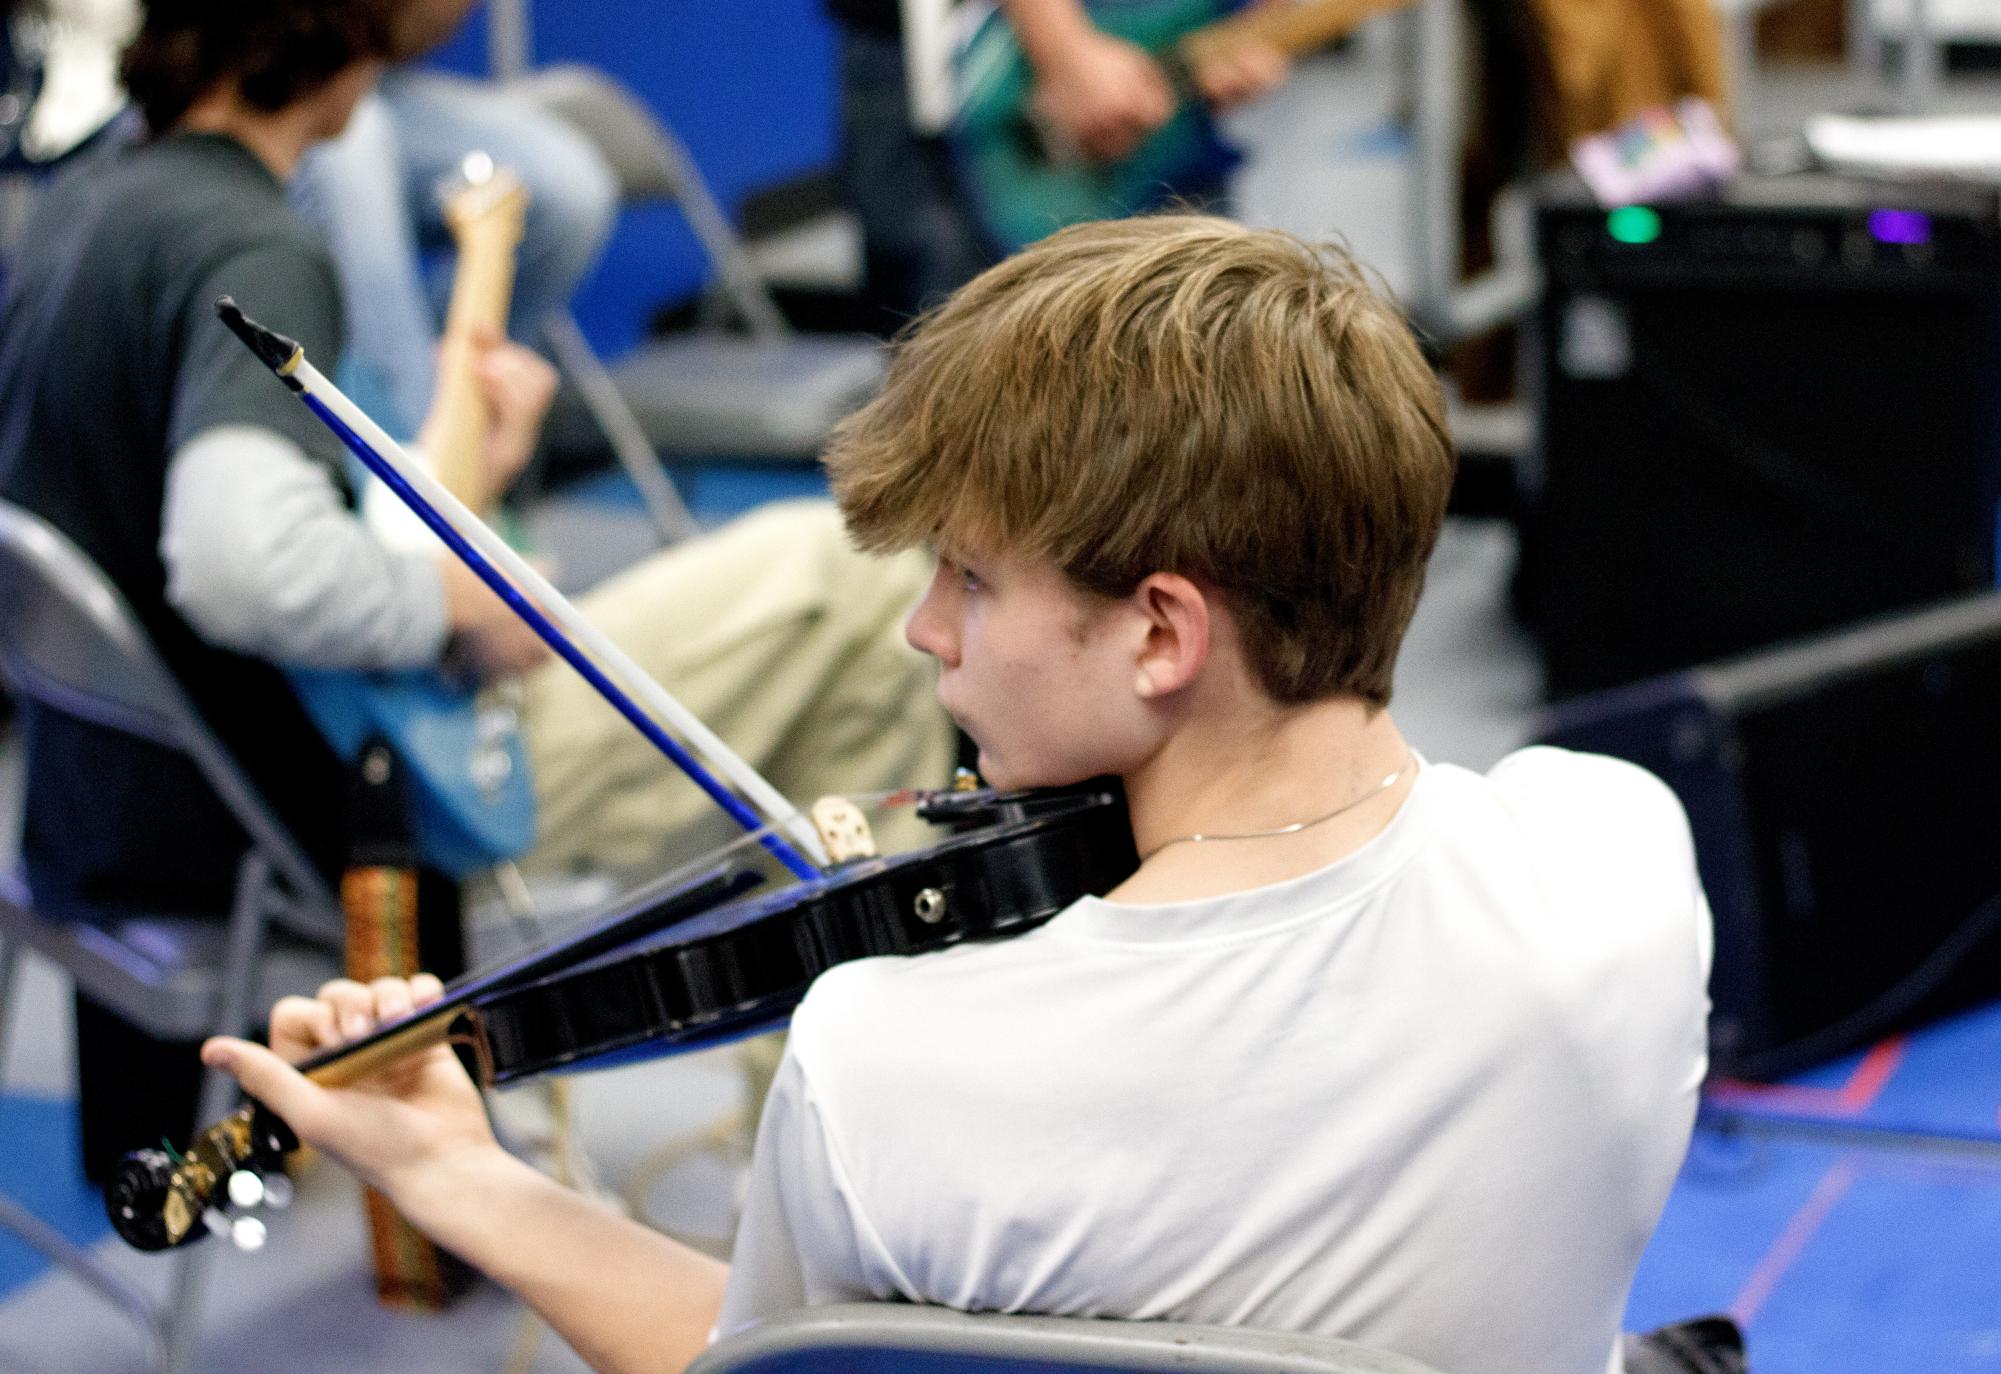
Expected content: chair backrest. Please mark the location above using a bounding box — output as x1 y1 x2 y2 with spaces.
509 63 789 341
0 499 336 915
686 1305 1450 1374
0 499 191 747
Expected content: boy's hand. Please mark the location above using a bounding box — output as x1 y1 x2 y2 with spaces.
1188 36 1289 110
200 975 502 1204
472 329 558 497
440 555 552 681
1029 29 1176 163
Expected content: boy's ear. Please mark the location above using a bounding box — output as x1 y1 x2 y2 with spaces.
1130 573 1211 699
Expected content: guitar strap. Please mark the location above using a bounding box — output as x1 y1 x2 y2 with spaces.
341 733 472 1310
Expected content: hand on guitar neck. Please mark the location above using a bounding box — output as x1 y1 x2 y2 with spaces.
1184 9 1290 110
423 324 558 682
417 322 554 522
410 158 554 682
1006 0 1289 164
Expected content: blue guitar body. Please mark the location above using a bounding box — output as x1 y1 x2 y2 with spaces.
290 667 535 879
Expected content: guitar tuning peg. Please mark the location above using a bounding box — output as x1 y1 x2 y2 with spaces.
260 1174 294 1210
226 1170 266 1209
230 1215 267 1253
202 1208 232 1239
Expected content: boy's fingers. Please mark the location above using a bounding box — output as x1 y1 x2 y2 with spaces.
371 977 416 1024
201 1037 325 1134
268 994 340 1061
411 973 446 1008
316 978 377 1041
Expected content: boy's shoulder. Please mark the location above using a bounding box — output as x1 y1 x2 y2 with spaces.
1466 744 1690 833
785 927 1067 1093
1425 745 1700 894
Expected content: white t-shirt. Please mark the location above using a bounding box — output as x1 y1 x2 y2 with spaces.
716 747 1713 1374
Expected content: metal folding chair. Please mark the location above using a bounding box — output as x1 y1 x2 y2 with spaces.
0 499 342 1374
510 64 887 540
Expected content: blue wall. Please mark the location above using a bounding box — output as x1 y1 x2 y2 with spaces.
426 2 840 358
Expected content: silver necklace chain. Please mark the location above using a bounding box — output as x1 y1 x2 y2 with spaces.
1139 750 1418 863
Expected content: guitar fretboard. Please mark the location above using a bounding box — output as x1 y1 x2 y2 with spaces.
1182 0 1417 67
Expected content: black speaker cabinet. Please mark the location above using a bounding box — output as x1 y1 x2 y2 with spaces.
1524 174 2001 700
1537 592 2001 1079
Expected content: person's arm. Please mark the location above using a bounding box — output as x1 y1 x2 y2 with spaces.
1184 0 1290 110
163 305 555 679
1001 0 1175 163
161 424 449 670
161 423 549 680
203 976 729 1374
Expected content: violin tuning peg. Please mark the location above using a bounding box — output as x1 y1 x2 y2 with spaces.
230 1215 268 1253
260 1174 295 1211
226 1169 266 1210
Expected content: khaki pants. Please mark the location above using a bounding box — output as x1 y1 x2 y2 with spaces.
516 500 956 878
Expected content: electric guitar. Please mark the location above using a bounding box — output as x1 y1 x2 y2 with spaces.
285 163 538 878
951 0 1415 255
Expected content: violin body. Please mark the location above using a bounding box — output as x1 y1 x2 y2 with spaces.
470 783 1137 1080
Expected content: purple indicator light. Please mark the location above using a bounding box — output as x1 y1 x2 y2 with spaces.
1868 209 1932 246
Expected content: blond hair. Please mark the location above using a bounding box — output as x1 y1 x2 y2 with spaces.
826 215 1454 706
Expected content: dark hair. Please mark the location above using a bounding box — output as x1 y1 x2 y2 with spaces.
120 0 395 136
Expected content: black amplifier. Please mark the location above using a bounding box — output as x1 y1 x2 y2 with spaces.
1521 173 2001 700
1538 591 2001 1078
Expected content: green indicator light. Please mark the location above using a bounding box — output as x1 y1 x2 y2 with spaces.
1606 206 1662 245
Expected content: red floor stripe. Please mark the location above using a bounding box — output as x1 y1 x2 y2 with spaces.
1729 1159 1859 1327
1708 1036 1908 1119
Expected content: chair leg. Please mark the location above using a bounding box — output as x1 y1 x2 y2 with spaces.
0 1191 170 1370
0 945 173 1371
542 309 702 544
0 935 19 1079
159 1240 217 1374
0 930 177 1369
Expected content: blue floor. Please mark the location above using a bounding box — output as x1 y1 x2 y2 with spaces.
1627 1000 2001 1373
0 1093 109 1294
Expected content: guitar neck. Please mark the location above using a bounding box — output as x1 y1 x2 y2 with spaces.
428 202 524 518
1182 0 1416 66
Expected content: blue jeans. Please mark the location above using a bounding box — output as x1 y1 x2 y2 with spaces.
836 26 991 330
293 70 620 437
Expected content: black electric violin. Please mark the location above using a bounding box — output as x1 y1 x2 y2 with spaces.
109 782 1135 1253
107 303 1141 1255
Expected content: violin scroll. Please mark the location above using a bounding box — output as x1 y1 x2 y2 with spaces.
107 1104 297 1253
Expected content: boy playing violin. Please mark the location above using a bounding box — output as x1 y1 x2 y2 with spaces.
209 215 1713 1374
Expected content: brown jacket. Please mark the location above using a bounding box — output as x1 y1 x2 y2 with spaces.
1522 0 1731 147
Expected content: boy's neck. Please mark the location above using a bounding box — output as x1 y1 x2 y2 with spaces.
176 98 314 180
175 67 368 180
1111 693 1415 905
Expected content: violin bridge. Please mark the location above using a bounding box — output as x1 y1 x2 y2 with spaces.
811 796 878 864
